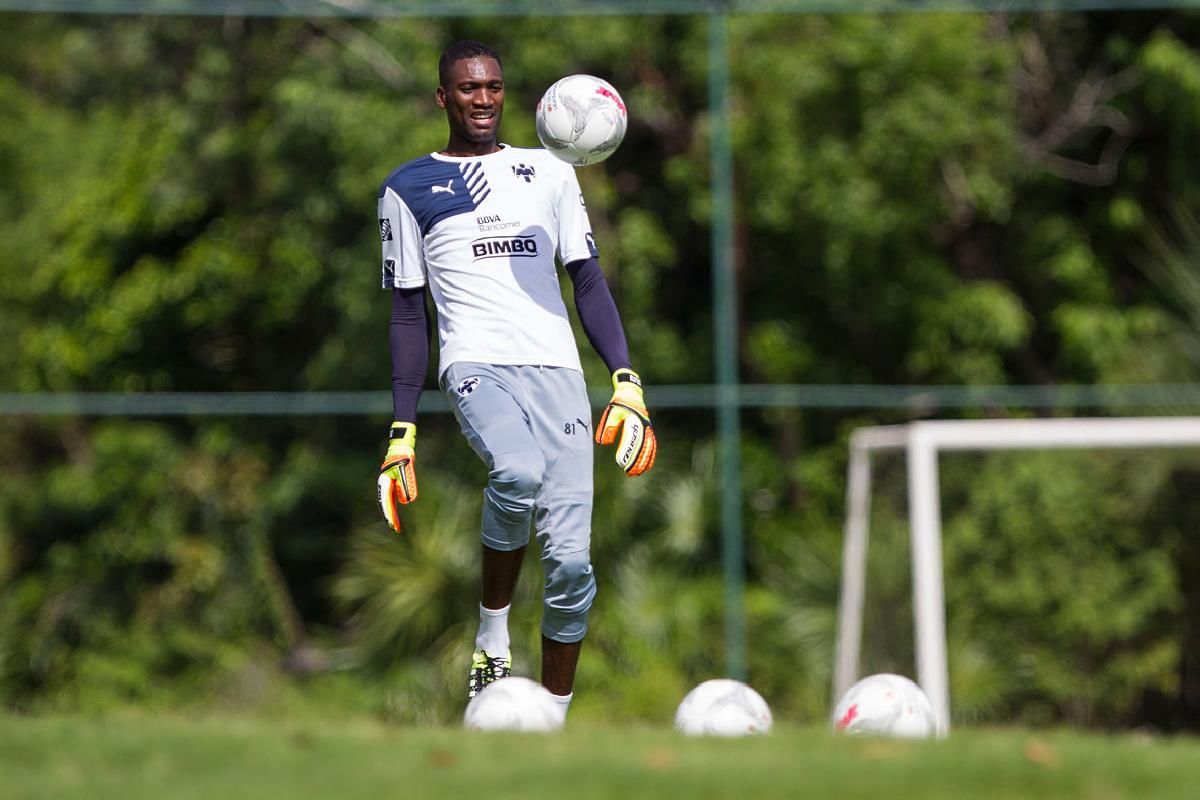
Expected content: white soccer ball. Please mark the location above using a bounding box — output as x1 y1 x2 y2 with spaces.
832 673 936 739
463 676 563 733
674 678 773 737
535 74 628 166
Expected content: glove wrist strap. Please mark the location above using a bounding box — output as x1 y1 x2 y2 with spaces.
612 368 642 391
389 423 416 451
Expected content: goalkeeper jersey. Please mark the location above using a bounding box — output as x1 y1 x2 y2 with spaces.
378 144 598 377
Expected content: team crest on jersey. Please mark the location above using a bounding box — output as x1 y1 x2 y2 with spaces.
379 218 393 241
512 163 536 183
456 377 481 397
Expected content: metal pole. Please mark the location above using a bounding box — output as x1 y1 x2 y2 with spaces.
833 441 872 704
906 427 951 737
708 7 745 681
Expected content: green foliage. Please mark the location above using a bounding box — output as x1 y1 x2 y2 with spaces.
909 282 1032 382
0 422 288 709
2 10 1200 729
942 451 1184 725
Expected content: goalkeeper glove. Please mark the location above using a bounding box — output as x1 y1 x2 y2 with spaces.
377 422 417 532
595 368 657 476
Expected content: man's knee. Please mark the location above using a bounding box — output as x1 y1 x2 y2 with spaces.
489 453 543 509
541 550 596 643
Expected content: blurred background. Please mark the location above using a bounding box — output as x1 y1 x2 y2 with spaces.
1 1 1199 733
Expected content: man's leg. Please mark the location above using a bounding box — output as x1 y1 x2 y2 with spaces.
473 544 526 667
535 540 592 726
468 545 528 700
482 543 526 609
444 363 545 700
469 444 543 699
523 365 596 721
541 635 582 695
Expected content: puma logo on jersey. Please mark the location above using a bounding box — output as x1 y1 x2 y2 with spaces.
431 180 455 195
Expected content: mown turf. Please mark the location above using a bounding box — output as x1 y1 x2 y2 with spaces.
2 714 1198 799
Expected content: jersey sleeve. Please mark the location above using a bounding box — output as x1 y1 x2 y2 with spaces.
379 185 427 289
555 162 599 266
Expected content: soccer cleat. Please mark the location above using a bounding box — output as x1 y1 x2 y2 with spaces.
467 648 512 701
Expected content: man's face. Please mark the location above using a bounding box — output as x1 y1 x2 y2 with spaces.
437 56 504 148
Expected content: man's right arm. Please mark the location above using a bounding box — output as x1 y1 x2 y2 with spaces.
378 287 428 533
390 286 429 423
377 179 429 532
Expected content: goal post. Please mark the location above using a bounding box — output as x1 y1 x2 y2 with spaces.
833 416 1200 738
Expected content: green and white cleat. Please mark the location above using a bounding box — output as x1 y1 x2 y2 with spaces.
467 648 512 701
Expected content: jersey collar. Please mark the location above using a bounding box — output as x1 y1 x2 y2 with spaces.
430 143 510 163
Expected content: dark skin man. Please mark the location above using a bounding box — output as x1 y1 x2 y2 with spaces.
436 52 582 697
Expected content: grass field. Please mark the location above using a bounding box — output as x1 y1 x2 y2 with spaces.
3 713 1199 799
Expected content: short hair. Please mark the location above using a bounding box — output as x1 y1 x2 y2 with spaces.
438 40 502 88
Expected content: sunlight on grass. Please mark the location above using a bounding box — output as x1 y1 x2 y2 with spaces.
2 714 1199 800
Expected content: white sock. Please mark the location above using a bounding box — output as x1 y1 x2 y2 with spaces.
475 603 511 655
549 691 572 725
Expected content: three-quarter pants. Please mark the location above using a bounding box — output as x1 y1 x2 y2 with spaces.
442 361 596 644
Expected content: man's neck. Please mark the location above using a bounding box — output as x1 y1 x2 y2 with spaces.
441 139 502 158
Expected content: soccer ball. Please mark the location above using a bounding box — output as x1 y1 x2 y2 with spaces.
832 673 936 739
674 679 773 737
535 74 628 166
463 676 563 733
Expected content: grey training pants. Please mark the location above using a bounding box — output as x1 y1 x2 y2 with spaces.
442 362 596 643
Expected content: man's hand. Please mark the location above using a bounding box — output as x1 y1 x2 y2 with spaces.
595 368 657 476
377 422 417 532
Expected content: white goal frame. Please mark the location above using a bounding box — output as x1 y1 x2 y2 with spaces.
833 416 1200 737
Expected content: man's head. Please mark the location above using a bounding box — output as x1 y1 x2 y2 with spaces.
436 40 504 155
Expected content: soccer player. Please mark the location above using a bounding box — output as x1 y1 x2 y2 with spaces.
375 40 657 725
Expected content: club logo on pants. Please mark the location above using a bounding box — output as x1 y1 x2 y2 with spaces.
456 377 481 397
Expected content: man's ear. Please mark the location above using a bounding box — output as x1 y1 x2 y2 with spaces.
435 86 447 109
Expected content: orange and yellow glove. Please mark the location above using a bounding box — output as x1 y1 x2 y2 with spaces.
594 368 657 476
377 422 417 532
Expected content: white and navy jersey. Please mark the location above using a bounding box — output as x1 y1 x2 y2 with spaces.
378 144 598 376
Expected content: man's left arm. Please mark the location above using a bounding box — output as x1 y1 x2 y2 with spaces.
566 257 657 477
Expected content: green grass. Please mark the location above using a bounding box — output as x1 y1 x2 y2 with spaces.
2 713 1199 799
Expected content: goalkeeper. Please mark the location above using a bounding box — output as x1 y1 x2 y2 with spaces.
375 40 656 726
